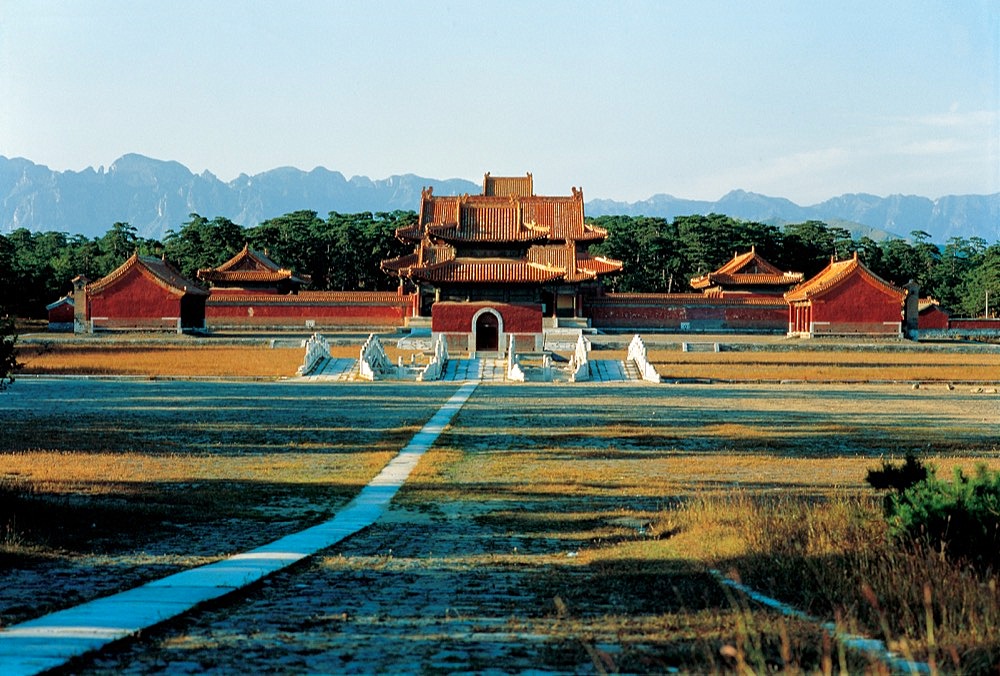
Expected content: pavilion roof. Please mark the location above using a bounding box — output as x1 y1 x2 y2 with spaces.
690 247 803 290
384 173 620 286
404 181 602 245
919 297 948 314
88 253 208 296
483 172 533 197
394 242 622 285
197 244 309 285
407 258 567 284
784 253 904 302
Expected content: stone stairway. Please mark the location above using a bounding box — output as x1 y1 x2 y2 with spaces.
304 357 358 381
681 342 721 353
441 358 508 382
588 360 638 382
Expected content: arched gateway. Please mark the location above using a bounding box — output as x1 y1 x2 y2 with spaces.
474 310 500 351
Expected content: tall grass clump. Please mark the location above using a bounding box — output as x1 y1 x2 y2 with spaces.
0 477 35 550
673 490 1000 670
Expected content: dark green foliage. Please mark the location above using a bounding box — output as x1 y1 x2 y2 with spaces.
886 465 1000 569
246 210 414 291
0 310 18 390
1 210 997 318
865 453 930 492
163 214 246 279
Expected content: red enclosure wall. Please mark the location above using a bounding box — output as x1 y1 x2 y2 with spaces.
432 302 542 333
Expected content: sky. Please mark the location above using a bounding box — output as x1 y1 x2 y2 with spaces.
1 0 998 204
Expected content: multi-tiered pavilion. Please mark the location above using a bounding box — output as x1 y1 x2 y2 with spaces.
383 173 622 317
382 173 622 352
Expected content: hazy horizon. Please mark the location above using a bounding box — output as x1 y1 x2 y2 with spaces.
3 1 998 204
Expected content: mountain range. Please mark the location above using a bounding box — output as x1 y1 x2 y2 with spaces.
2 153 997 244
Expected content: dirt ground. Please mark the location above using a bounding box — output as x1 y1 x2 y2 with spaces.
3 379 997 672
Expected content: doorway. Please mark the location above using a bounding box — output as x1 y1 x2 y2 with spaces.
475 312 499 351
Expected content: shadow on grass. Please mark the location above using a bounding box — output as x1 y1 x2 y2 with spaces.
0 478 368 561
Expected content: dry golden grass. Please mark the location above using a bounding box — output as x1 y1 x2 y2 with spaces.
18 344 303 377
4 378 999 671
1 449 395 495
646 349 1000 381
17 342 425 377
398 384 1000 670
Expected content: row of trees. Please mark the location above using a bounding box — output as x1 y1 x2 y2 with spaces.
0 210 415 318
1 211 997 319
589 214 999 317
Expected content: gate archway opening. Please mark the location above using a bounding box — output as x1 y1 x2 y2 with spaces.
474 311 500 351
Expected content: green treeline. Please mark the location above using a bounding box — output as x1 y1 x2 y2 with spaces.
589 214 998 317
1 211 997 319
0 210 415 318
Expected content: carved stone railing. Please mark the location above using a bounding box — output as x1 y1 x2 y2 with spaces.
296 333 330 376
569 333 592 382
506 334 525 382
418 333 449 382
628 334 661 383
359 333 396 381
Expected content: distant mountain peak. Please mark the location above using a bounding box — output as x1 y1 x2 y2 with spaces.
1 154 997 243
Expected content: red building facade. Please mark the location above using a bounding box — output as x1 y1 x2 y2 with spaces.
83 254 208 332
432 301 544 353
195 245 414 329
785 253 906 337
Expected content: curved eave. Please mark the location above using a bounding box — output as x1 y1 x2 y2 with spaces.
407 259 565 284
380 253 419 276
785 262 903 303
197 270 296 283
395 224 424 241
425 225 549 244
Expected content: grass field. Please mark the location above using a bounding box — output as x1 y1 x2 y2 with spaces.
15 336 1000 384
3 375 998 672
15 341 423 378
646 348 1000 382
0 380 454 625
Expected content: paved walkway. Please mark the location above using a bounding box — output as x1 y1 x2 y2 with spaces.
305 357 357 381
441 358 507 382
0 383 479 676
440 358 640 383
589 359 630 382
300 355 642 384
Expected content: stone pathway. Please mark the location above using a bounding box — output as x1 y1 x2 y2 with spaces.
0 383 479 676
439 358 641 383
86 503 579 673
441 358 507 382
305 357 357 381
589 359 631 382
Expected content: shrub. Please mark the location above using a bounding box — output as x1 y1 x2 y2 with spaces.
865 453 930 493
886 465 1000 570
0 311 18 390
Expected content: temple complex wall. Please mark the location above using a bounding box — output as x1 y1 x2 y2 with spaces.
432 301 543 353
205 291 414 329
585 294 788 332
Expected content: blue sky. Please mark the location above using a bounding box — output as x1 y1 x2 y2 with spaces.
2 1 997 203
